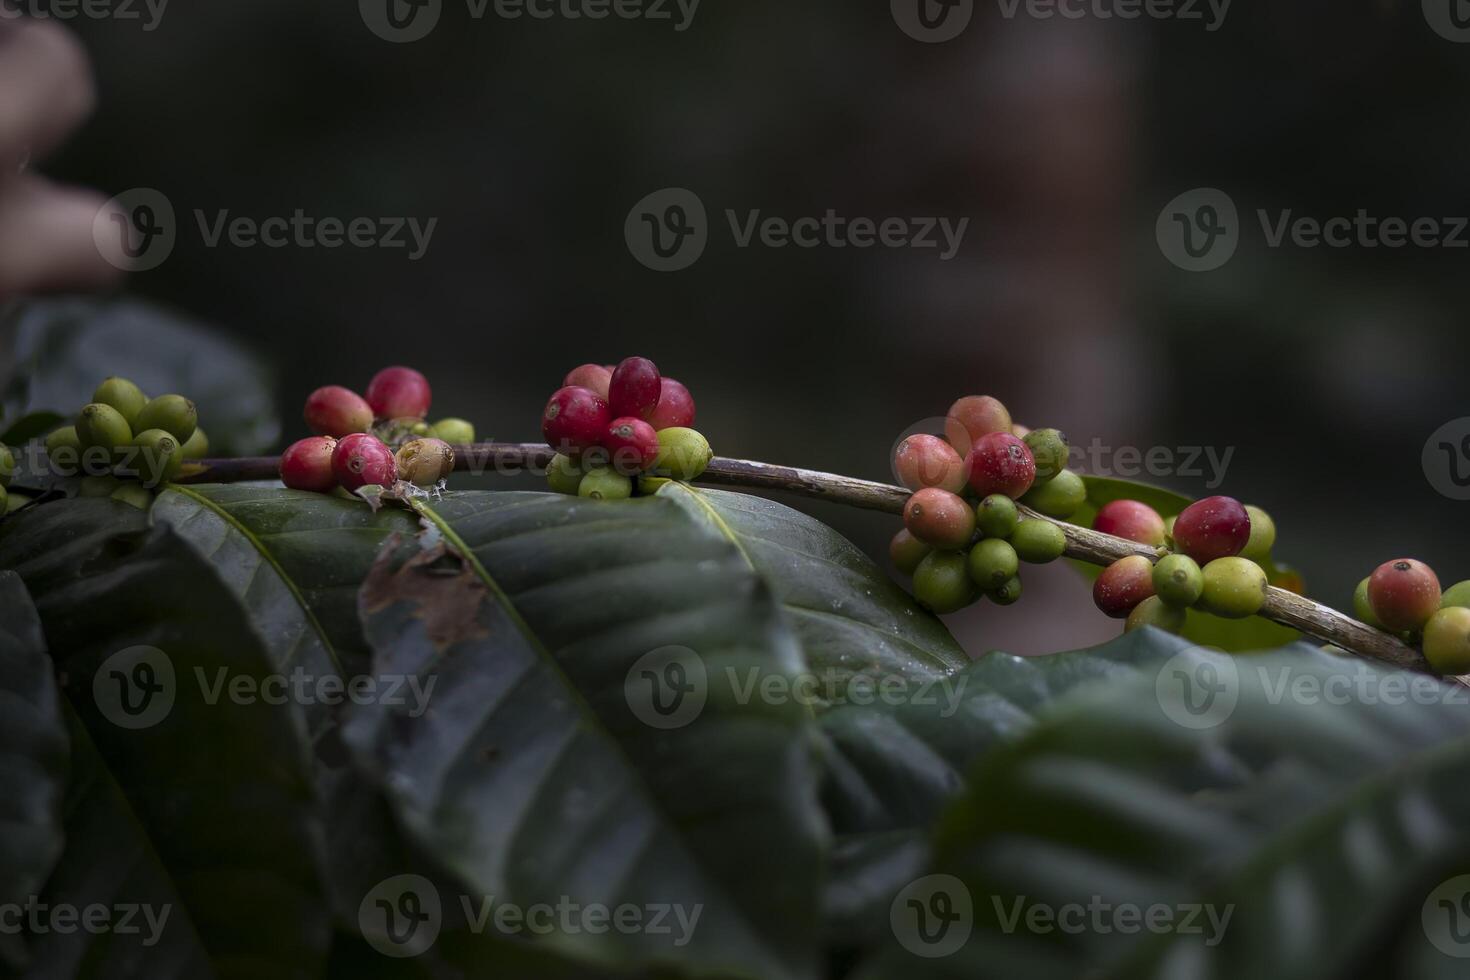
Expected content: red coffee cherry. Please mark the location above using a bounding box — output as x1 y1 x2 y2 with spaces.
331 433 397 491
1093 555 1156 619
1367 559 1442 632
280 436 338 492
1093 499 1167 548
1172 496 1251 563
365 366 432 421
563 363 613 400
965 432 1036 500
894 434 966 494
902 488 976 550
647 378 696 430
543 385 612 454
608 357 661 421
304 386 373 438
603 417 660 474
944 395 1013 456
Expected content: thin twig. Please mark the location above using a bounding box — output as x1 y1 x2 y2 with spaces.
182 442 1437 676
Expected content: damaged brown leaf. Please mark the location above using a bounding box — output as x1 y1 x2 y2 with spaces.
360 534 488 649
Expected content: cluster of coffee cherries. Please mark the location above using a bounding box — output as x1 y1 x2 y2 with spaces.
1353 562 1470 674
40 377 208 509
1088 495 1276 633
541 357 712 499
889 395 1072 613
280 366 470 495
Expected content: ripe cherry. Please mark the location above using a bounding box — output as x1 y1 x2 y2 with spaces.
543 385 611 455
894 434 966 494
280 436 339 492
608 357 661 421
604 417 660 474
903 488 976 550
965 432 1036 500
944 395 1012 457
332 433 397 491
563 364 613 400
647 378 696 430
304 385 373 438
1172 496 1251 564
1093 499 1167 548
365 366 432 421
1093 555 1155 619
1367 559 1442 632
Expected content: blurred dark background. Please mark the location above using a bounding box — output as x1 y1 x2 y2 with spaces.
36 0 1470 654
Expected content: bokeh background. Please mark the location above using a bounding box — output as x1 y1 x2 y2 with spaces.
36 0 1470 654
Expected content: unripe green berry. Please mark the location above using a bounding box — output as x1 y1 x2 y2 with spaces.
1010 518 1066 564
1240 505 1276 563
975 494 1018 539
1423 606 1470 674
638 475 672 495
547 454 585 495
45 426 83 475
92 377 148 428
653 427 712 481
125 429 183 486
1022 428 1069 481
1152 554 1204 608
134 394 198 443
3 488 28 514
0 485 7 513
1198 557 1268 619
1126 595 1187 634
1163 515 1176 549
1353 577 1383 629
78 475 121 498
967 538 1019 590
180 427 209 460
988 575 1023 606
889 529 931 576
110 484 154 510
578 467 632 501
1020 468 1086 519
904 488 976 550
1440 580 1470 610
428 418 476 444
0 444 12 487
912 551 978 614
76 403 133 455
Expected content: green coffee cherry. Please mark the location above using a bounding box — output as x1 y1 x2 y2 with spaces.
134 394 198 443
1020 468 1086 519
1126 595 1187 634
653 427 712 481
968 538 1019 590
428 418 476 444
1010 519 1067 564
1163 515 1176 549
92 377 148 428
1152 554 1203 608
1441 580 1470 610
638 475 672 495
78 475 122 498
76 403 133 455
578 467 632 500
45 426 83 475
1423 606 1470 674
1198 557 1268 619
1022 428 1069 481
0 484 6 513
546 454 584 495
912 551 978 614
890 529 931 576
4 488 28 513
989 575 1022 606
1240 505 1276 563
180 427 209 460
1354 577 1383 629
110 484 154 510
0 444 12 487
126 429 183 487
975 494 1019 539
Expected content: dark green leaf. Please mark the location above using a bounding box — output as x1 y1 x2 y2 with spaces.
0 411 65 446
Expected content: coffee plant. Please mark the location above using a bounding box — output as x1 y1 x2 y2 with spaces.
1 299 1468 979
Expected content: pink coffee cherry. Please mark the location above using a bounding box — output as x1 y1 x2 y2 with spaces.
332 433 397 491
304 386 373 438
894 434 966 494
603 416 660 474
1094 555 1156 619
365 366 432 421
543 385 611 454
608 356 661 421
944 395 1013 457
1093 499 1167 548
647 378 696 430
280 436 339 492
1172 496 1251 563
1368 559 1442 632
563 363 613 400
903 488 976 550
965 432 1036 500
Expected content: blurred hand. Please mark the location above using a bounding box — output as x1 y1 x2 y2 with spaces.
0 17 121 298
